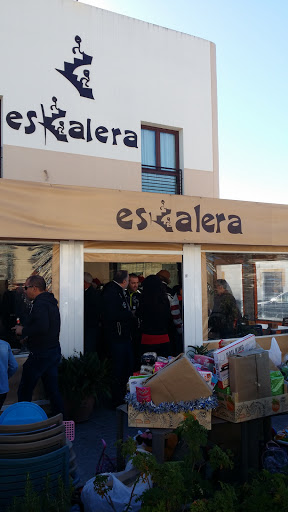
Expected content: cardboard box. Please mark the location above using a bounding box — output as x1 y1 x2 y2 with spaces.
144 354 212 405
128 404 211 430
213 392 288 423
213 334 256 388
229 348 271 401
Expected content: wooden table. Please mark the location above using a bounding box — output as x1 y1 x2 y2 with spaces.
116 404 272 481
116 404 173 469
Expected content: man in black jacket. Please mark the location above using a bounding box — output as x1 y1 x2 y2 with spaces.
101 270 133 406
13 275 64 415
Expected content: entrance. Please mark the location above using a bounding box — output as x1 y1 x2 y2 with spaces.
83 242 183 358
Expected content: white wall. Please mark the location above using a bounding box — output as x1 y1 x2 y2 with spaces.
0 0 216 187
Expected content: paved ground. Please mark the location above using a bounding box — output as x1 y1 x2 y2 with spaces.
72 406 138 486
72 406 288 488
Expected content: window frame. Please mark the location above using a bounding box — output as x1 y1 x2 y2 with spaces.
141 125 182 195
141 125 180 169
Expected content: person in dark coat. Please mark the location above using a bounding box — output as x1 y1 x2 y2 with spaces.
12 275 64 416
125 273 141 371
84 272 102 354
101 270 133 407
139 274 172 358
208 279 240 339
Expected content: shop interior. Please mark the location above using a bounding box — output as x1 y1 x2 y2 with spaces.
2 243 288 351
203 250 288 341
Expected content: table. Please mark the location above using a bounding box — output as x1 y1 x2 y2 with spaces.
116 404 173 469
116 404 272 481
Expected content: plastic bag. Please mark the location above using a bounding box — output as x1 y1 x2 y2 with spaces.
262 441 288 474
269 337 282 367
81 457 151 512
270 371 284 395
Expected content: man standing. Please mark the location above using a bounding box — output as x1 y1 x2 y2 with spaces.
84 272 101 354
13 275 64 416
126 273 141 371
101 270 133 407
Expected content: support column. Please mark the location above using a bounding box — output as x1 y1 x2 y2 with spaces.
183 244 202 350
59 241 84 357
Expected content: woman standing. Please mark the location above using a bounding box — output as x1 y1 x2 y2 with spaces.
208 279 240 339
139 274 172 358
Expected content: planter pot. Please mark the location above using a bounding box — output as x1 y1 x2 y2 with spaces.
64 395 95 423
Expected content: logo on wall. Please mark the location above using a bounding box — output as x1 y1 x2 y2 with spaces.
116 200 243 235
6 35 138 148
56 35 94 100
39 97 68 143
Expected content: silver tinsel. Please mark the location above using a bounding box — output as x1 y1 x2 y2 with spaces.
125 393 218 414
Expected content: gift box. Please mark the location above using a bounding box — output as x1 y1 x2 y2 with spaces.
136 386 151 403
129 376 151 396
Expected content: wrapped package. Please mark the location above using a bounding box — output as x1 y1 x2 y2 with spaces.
270 371 284 396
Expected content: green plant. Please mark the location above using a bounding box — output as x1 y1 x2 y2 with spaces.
94 414 234 512
239 470 288 512
187 344 210 356
5 474 73 512
58 351 112 407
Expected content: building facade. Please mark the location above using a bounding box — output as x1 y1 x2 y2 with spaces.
1 0 288 359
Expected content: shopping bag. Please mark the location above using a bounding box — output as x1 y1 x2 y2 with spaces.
81 457 151 512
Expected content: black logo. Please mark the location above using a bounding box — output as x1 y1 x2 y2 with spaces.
116 200 243 235
39 97 68 144
56 35 94 99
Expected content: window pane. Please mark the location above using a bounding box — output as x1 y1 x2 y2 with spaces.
160 132 176 169
204 252 288 341
141 129 156 166
0 243 54 347
256 261 288 321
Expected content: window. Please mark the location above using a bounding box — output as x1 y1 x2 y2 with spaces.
203 251 288 341
141 126 181 194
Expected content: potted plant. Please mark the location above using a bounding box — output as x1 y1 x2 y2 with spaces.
58 352 112 422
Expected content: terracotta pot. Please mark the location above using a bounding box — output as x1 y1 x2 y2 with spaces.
64 395 95 423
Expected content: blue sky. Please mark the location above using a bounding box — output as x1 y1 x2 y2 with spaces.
79 0 288 204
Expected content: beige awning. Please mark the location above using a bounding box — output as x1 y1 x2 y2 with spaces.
0 178 288 246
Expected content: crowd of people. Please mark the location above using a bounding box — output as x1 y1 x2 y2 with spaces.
0 270 243 413
84 269 183 406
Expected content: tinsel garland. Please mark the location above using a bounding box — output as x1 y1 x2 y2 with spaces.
125 392 218 414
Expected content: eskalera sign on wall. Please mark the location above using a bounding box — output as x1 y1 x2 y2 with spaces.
6 36 138 149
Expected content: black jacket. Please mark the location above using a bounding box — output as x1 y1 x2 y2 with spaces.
84 285 101 328
22 292 60 353
101 281 133 343
140 295 172 336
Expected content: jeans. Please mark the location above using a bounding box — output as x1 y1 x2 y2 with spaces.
18 346 64 416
